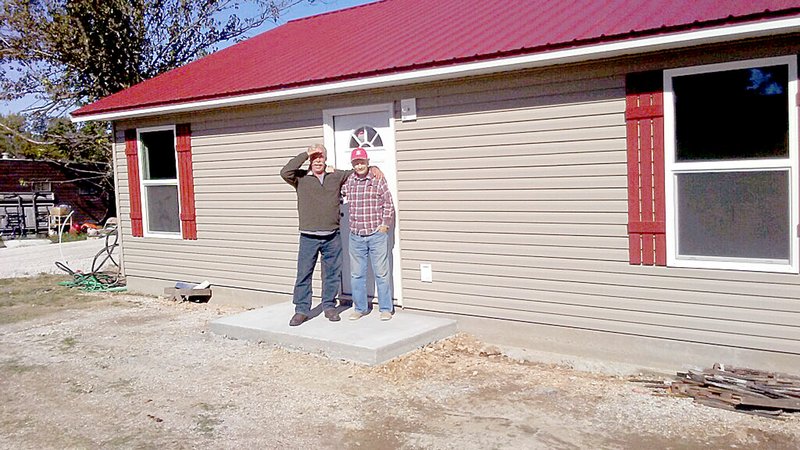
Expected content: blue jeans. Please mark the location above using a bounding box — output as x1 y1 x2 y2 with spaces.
349 231 392 314
293 232 342 315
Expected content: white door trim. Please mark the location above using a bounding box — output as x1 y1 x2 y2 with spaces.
322 103 403 306
323 103 395 150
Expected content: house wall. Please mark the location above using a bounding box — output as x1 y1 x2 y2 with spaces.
0 159 108 224
116 105 324 297
114 35 800 372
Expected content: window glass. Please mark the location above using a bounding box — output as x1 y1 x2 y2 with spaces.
666 58 796 271
141 130 177 180
145 185 180 233
673 65 788 161
349 126 384 148
676 171 789 260
139 127 181 236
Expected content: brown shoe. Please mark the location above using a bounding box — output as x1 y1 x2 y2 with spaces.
324 308 341 322
289 313 308 326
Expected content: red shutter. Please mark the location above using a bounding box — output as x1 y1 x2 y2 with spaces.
625 72 666 266
176 123 197 240
124 129 144 237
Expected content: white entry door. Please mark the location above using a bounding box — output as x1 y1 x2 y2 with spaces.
323 104 402 306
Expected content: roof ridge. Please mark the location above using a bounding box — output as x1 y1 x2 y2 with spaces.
72 0 800 119
286 0 387 25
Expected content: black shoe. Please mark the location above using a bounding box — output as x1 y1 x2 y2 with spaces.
324 308 341 322
289 313 308 326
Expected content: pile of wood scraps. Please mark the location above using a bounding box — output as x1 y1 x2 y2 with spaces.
670 363 800 418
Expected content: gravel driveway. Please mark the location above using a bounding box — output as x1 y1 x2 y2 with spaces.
0 239 113 278
2 249 799 448
1 286 798 449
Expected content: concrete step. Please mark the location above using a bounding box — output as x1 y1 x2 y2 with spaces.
209 302 457 365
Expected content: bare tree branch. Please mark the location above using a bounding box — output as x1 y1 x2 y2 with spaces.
0 120 53 145
1 0 317 221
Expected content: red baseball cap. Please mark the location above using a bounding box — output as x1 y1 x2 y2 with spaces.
350 147 368 161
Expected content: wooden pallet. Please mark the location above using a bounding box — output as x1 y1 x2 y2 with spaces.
670 364 800 418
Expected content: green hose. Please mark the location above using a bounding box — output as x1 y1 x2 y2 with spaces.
56 227 125 292
58 273 127 292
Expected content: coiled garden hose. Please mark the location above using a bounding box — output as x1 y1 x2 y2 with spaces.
57 226 126 292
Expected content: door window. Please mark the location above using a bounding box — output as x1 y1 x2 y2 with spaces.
349 126 384 148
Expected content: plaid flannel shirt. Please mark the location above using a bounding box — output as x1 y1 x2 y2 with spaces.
342 172 395 236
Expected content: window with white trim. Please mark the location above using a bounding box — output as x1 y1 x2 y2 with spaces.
138 126 181 236
664 56 798 273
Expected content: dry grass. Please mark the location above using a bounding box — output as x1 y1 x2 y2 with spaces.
0 274 99 324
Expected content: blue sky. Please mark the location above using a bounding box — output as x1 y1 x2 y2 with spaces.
0 0 374 116
241 0 373 37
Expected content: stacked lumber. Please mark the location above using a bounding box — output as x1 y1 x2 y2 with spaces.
670 363 800 418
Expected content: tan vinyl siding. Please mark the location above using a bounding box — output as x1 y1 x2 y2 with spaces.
111 37 800 365
390 50 800 357
113 103 322 295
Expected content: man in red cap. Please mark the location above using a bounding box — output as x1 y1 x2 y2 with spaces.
342 147 395 321
281 144 382 326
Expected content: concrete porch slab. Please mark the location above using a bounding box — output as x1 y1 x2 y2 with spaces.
209 302 458 365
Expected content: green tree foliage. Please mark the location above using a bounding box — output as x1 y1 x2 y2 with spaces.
0 0 314 219
1 112 117 220
0 114 38 157
1 0 312 118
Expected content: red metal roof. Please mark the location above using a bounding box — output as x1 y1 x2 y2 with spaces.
72 0 800 118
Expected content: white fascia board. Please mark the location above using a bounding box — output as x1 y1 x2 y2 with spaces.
71 16 800 123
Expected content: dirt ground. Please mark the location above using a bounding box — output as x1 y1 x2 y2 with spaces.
1 276 799 449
